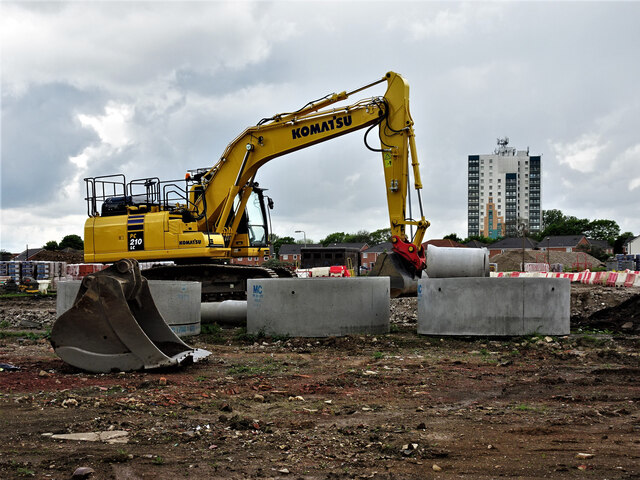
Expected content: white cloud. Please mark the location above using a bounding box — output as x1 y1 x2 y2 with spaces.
3 1 640 252
1 209 86 253
1 2 296 94
392 3 505 40
77 102 133 149
551 134 608 173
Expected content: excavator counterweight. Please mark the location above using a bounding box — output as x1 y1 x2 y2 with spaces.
50 259 211 373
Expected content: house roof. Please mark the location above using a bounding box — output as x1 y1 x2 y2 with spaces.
14 248 45 261
489 237 539 250
586 238 612 250
423 239 468 248
539 235 587 248
364 242 393 253
279 243 325 255
623 235 640 246
326 242 369 251
465 240 487 248
278 244 302 255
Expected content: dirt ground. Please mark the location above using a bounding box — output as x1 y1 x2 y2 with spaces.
1 284 639 479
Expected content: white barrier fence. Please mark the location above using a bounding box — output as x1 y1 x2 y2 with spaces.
490 270 640 288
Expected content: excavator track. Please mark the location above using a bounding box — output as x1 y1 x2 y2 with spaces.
142 264 294 301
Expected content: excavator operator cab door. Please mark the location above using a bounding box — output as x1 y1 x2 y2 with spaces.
245 189 269 247
232 188 270 248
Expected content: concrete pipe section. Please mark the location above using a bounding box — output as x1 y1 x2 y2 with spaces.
201 300 247 326
425 244 490 278
57 280 202 337
417 277 570 336
247 277 390 337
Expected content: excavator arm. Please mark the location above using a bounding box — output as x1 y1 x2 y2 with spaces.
193 71 429 271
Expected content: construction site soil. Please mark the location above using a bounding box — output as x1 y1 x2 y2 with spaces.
1 284 639 479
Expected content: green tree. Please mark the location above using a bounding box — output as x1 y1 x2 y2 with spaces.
262 258 294 270
320 232 347 246
0 250 13 261
59 234 84 250
344 230 372 244
539 209 624 245
43 240 59 251
369 228 391 245
576 243 610 262
541 216 590 237
462 234 500 245
542 209 566 231
443 233 462 243
272 236 295 256
585 219 620 245
614 231 635 254
320 228 390 246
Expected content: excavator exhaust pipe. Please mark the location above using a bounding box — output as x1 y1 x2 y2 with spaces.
368 252 420 298
50 259 211 373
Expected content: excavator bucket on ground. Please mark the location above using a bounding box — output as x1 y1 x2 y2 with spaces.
368 252 421 298
50 259 210 373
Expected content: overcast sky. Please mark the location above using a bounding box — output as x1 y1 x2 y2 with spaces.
2 1 639 253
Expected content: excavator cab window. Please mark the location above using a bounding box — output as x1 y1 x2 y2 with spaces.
245 190 268 247
232 188 269 247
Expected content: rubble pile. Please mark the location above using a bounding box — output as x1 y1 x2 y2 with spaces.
0 297 57 329
30 249 84 263
490 250 604 272
578 293 640 333
390 297 417 325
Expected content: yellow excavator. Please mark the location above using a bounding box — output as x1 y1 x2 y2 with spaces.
52 71 429 373
82 71 429 298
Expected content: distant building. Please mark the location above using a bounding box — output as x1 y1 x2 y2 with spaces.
537 235 613 255
360 242 392 271
468 138 541 239
486 237 539 258
300 246 361 271
538 235 589 253
422 239 468 249
326 242 369 252
465 239 487 249
13 248 44 261
624 236 640 255
229 247 273 266
278 244 322 265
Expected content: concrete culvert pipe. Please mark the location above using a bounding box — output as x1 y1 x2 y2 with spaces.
425 244 489 278
201 300 247 326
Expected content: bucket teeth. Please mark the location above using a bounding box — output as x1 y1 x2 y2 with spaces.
51 259 210 373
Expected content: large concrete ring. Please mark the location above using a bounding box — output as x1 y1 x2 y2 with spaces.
57 280 202 337
247 278 390 337
417 277 570 336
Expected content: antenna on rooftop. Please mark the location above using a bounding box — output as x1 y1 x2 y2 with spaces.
495 136 514 155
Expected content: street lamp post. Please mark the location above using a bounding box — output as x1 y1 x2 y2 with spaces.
295 230 307 247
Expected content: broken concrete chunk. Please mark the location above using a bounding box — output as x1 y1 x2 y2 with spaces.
50 430 129 444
